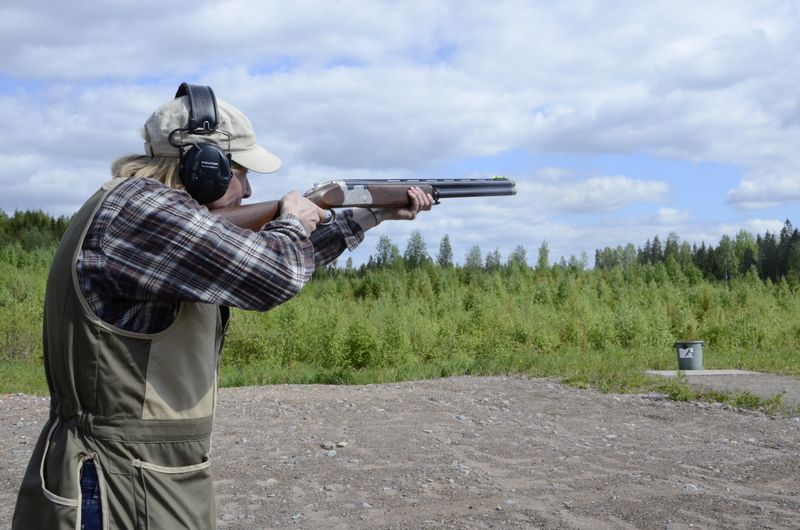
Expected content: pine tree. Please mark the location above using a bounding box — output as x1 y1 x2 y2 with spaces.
374 235 401 268
622 244 637 268
436 235 454 268
678 242 694 272
485 248 502 271
778 220 795 278
535 241 549 271
403 230 429 268
464 246 482 269
594 249 606 269
729 230 754 275
651 235 664 263
694 243 710 278
567 253 586 272
715 235 737 281
758 232 779 281
508 245 528 269
664 233 680 261
639 239 651 264
787 245 800 285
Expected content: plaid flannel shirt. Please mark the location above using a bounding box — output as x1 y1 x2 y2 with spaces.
77 177 363 334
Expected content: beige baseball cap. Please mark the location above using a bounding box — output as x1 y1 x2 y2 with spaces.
143 95 282 174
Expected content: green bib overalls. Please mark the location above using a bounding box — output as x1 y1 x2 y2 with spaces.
13 179 227 529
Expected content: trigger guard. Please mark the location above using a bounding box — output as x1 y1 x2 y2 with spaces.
319 210 336 226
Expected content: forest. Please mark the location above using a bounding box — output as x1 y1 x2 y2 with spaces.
1 209 798 284
1 210 798 402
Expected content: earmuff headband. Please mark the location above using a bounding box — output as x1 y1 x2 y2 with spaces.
175 83 219 132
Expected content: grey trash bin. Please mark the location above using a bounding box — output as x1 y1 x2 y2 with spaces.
674 340 703 370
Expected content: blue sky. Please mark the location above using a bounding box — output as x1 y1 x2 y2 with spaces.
1 1 798 266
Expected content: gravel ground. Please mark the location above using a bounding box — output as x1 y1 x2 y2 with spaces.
647 370 800 412
2 376 799 529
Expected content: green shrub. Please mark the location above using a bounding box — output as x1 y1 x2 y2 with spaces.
3 243 799 393
344 320 380 369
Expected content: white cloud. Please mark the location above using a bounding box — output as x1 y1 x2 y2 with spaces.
564 176 668 213
523 174 668 214
0 154 46 183
0 0 798 262
655 207 691 225
1 2 798 174
741 219 787 235
534 167 574 181
0 164 108 215
727 173 800 209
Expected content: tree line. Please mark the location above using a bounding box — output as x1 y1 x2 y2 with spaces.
355 232 547 272
336 219 799 285
1 209 798 285
594 220 799 283
0 210 71 251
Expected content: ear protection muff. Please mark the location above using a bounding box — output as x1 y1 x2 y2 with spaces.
169 83 233 204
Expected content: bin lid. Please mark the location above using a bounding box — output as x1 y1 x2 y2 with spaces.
673 340 704 346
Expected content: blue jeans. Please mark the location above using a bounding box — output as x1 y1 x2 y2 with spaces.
80 460 101 530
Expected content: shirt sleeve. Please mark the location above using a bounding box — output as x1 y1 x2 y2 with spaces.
98 179 315 312
309 209 365 267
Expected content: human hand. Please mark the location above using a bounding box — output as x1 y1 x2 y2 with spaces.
373 187 434 222
279 191 328 234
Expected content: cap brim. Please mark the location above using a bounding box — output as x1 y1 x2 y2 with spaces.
231 146 282 174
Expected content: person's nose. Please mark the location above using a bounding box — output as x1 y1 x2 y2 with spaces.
242 175 252 199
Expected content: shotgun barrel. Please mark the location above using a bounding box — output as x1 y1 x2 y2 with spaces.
311 177 516 203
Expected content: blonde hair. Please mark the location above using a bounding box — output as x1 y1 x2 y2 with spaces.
110 155 184 190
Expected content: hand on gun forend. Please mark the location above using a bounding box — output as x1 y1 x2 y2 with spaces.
376 186 435 222
279 191 328 235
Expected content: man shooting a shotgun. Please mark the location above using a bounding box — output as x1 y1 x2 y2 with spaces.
12 83 513 529
12 83 434 530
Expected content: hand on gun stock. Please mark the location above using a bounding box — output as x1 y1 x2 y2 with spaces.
279 191 328 235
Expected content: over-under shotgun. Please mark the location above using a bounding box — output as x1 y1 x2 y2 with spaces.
215 177 516 231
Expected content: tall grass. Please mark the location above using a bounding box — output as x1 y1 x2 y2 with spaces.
3 247 799 397
221 264 800 387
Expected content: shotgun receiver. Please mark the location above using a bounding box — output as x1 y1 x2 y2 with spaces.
215 177 516 231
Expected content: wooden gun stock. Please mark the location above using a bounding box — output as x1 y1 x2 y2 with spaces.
213 201 282 231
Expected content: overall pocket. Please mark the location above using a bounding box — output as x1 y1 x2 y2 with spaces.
132 456 213 529
37 418 109 529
